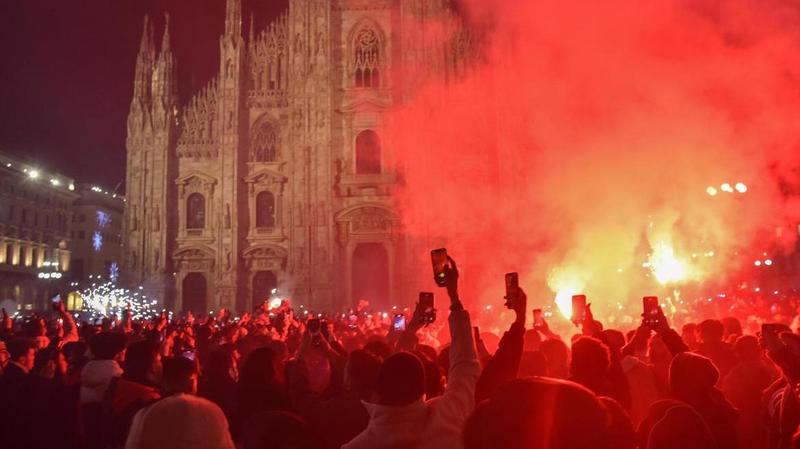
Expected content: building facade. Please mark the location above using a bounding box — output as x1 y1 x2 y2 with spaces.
69 185 125 284
0 152 77 311
124 0 475 313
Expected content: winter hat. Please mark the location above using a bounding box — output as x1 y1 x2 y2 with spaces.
669 352 719 399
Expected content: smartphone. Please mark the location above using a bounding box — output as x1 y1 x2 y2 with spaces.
181 350 196 361
348 314 358 329
533 308 544 330
431 248 448 287
504 272 519 309
308 318 321 336
51 294 61 304
393 314 407 332
642 296 661 328
762 323 784 346
571 295 587 324
419 292 436 324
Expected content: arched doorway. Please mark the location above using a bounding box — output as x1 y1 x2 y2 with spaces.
182 273 207 314
252 271 277 308
351 242 389 310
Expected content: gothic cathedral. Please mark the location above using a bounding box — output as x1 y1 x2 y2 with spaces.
123 0 474 313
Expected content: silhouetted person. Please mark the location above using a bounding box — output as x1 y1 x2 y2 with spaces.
696 319 737 381
464 377 623 449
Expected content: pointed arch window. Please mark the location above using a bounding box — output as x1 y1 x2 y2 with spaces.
356 130 381 174
256 191 276 228
251 122 278 162
186 193 206 229
354 28 381 88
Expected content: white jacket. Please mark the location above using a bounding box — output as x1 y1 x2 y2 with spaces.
343 307 480 449
80 359 123 403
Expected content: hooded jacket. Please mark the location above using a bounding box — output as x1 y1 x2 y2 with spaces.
80 359 124 403
342 306 480 449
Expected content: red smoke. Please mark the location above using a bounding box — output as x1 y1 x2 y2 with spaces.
388 0 800 324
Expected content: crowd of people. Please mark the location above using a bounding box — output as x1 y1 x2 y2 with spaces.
2 254 800 449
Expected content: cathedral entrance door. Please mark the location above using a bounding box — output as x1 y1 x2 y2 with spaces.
252 271 277 308
182 273 207 314
351 243 389 310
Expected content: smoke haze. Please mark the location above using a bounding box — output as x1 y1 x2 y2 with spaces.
388 0 800 321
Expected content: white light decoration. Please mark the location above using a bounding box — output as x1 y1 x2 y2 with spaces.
720 183 734 193
109 262 120 283
92 231 103 252
96 210 111 228
28 170 39 179
754 260 762 266
706 186 718 196
764 259 773 266
50 178 60 186
68 184 75 191
78 281 158 320
735 182 748 193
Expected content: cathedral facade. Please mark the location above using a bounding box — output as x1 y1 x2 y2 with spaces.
123 0 474 313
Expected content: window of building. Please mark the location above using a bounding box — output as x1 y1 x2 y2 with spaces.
355 130 381 174
354 28 381 88
256 191 276 228
186 193 206 230
250 122 278 162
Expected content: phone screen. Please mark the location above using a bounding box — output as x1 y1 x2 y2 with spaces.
51 294 61 304
533 309 544 329
393 314 406 332
308 318 321 335
431 248 448 287
571 295 587 324
504 272 519 309
642 296 661 328
419 292 436 324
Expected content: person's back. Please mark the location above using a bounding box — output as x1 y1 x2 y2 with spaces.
343 267 480 449
695 320 736 380
464 377 623 449
722 335 777 448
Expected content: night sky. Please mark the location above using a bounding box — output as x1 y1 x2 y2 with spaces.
0 0 285 191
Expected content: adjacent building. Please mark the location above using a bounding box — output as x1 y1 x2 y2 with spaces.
0 151 78 310
123 0 477 313
69 184 125 284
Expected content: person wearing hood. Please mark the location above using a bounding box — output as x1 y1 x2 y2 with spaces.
343 255 480 449
80 331 127 449
669 352 739 449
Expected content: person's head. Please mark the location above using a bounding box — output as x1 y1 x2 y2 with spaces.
33 345 67 380
601 329 626 357
681 323 698 349
464 377 618 449
89 331 127 361
733 335 762 362
524 329 542 351
415 350 445 399
540 338 569 378
162 356 199 395
7 338 37 371
207 344 239 383
344 349 382 399
124 340 162 384
697 319 725 344
376 351 425 406
598 397 636 449
721 317 743 340
364 339 393 360
570 336 610 379
518 350 548 377
645 401 717 449
647 334 671 364
239 347 278 389
669 352 719 401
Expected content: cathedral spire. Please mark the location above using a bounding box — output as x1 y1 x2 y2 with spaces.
224 0 242 41
138 15 151 55
160 12 172 55
248 12 255 47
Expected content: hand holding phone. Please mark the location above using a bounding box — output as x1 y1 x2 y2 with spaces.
431 248 449 287
571 295 587 326
393 314 407 332
504 273 519 310
417 292 436 325
642 296 662 330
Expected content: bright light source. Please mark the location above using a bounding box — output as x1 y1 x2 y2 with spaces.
5 163 10 167
735 182 747 193
28 170 39 179
754 260 762 266
706 186 718 196
720 183 733 193
68 184 75 191
50 179 60 186
755 287 761 292
650 242 688 285
764 259 773 266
